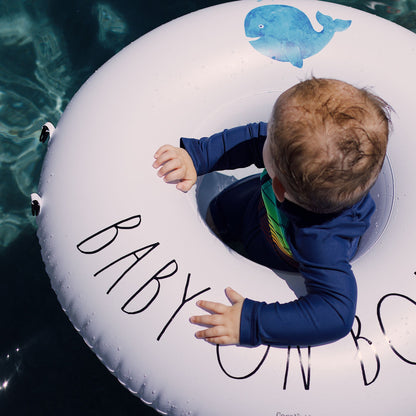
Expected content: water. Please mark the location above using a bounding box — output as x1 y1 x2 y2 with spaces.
0 0 415 414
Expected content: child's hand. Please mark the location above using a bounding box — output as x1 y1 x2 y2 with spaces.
153 145 197 192
190 287 244 345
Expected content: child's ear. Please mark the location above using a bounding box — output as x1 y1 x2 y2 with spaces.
272 177 286 203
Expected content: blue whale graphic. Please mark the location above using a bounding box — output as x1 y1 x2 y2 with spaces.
244 5 351 68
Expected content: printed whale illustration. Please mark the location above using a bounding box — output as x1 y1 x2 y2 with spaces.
244 5 351 68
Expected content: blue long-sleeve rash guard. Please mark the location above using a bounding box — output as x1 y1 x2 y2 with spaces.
181 123 375 347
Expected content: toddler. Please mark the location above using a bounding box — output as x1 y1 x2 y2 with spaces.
153 78 391 347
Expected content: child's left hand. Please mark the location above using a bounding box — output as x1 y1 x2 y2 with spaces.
190 287 245 345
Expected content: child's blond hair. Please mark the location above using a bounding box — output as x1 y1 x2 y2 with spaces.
268 78 391 213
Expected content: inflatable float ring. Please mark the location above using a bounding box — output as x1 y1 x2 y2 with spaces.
33 1 416 415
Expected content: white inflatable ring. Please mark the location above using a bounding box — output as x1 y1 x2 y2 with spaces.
34 1 416 415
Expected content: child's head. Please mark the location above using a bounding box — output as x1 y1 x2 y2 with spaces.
266 78 391 214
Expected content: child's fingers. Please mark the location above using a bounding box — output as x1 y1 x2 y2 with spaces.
190 312 224 327
157 159 181 178
153 144 175 159
225 287 245 304
176 180 194 192
153 145 184 168
203 336 230 345
196 299 228 314
195 327 236 345
163 169 188 184
153 148 177 168
195 325 227 339
153 146 196 193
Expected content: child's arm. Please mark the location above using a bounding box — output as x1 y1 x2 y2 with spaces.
180 122 267 175
153 144 197 192
190 287 245 345
154 123 267 187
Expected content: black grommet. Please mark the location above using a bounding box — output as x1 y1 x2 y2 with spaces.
31 200 40 216
39 125 50 143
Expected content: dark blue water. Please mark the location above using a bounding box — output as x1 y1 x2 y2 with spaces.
1 0 415 414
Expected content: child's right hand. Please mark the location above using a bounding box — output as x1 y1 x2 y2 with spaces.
153 145 197 192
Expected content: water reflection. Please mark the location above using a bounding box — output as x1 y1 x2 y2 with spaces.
0 1 70 247
0 346 21 393
95 3 128 49
0 0 130 249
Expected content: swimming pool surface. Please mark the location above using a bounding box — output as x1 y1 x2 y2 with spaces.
1 0 415 414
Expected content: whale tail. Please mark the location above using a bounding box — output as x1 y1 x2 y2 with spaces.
316 11 351 33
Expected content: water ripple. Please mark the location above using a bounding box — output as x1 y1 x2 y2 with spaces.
0 4 70 248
